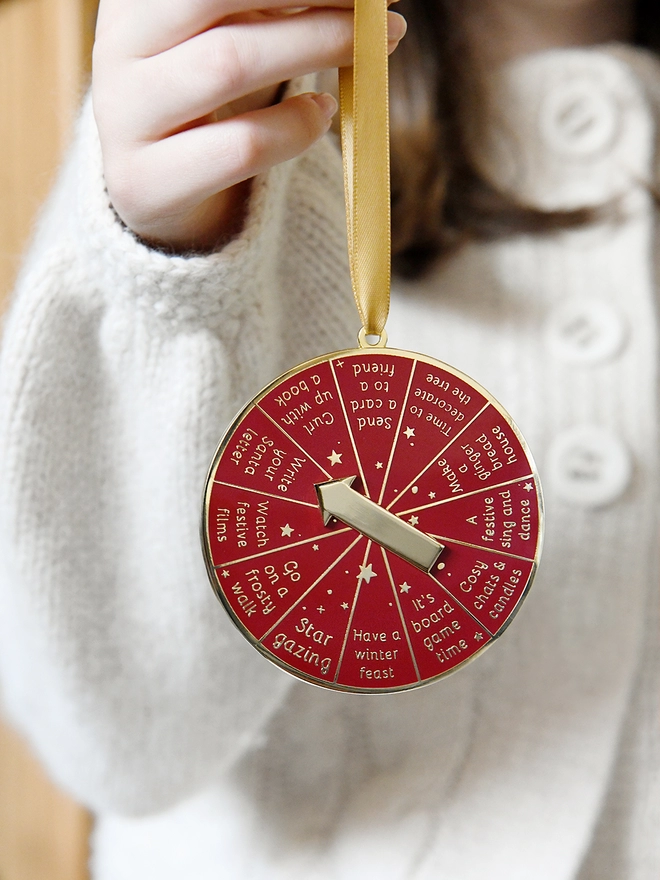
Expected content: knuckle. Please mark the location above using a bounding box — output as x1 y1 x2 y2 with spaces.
204 29 255 98
315 9 353 54
233 123 266 171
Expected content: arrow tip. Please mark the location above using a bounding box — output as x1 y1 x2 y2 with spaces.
315 476 357 526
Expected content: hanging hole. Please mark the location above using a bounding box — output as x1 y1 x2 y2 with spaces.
358 327 388 348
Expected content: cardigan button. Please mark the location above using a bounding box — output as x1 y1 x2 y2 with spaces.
540 77 620 158
545 300 627 366
546 426 632 507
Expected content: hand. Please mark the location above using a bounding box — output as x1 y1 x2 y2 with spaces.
92 0 407 251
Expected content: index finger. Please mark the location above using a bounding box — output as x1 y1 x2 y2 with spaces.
98 0 357 58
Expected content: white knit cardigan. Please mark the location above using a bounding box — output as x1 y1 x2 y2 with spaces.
0 48 658 880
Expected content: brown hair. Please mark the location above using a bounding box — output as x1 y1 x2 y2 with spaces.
390 0 660 278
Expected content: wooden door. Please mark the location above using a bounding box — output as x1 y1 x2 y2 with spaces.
0 1 97 877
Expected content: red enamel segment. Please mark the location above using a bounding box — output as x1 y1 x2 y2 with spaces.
383 551 491 679
215 530 360 641
260 538 366 682
258 360 361 481
212 407 329 505
334 544 419 690
402 478 540 559
206 482 324 566
431 541 535 635
379 362 488 507
388 404 532 513
331 354 415 499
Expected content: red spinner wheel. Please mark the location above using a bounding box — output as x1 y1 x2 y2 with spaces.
202 346 543 693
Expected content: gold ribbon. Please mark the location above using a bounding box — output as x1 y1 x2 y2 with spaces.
339 0 391 340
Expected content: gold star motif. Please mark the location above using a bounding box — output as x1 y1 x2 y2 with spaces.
327 450 343 466
375 461 384 469
221 569 229 578
475 632 484 641
403 426 415 439
341 602 349 610
280 524 294 537
358 563 377 585
429 491 436 499
408 515 419 526
312 544 319 551
524 482 534 492
399 582 411 594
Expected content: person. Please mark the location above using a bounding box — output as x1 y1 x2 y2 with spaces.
0 0 658 877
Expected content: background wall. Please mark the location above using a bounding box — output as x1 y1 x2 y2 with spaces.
0 0 98 876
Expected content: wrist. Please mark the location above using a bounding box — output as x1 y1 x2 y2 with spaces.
115 179 254 255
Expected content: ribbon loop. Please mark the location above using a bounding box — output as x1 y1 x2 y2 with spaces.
339 0 391 339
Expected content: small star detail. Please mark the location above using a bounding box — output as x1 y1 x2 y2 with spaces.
358 563 377 585
375 461 384 470
428 491 436 499
475 632 484 641
280 524 294 537
404 426 415 439
221 569 230 578
399 582 411 594
408 515 419 526
523 482 534 492
317 606 325 614
341 602 350 610
328 450 343 466
312 544 319 551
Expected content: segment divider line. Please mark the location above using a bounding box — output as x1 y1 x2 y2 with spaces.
260 535 364 641
334 540 372 682
427 573 496 637
257 404 333 480
381 548 421 682
427 534 536 563
385 403 490 511
214 527 352 569
213 480 318 508
377 358 418 505
396 474 537 515
329 359 370 496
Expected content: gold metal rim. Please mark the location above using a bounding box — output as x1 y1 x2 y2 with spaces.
200 344 545 694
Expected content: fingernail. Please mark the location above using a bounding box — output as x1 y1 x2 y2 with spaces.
311 92 339 120
387 11 407 41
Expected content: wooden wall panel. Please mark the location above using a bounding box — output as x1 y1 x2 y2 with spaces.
0 723 92 879
0 0 96 307
0 1 97 877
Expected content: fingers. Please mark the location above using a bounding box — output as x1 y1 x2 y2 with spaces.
99 0 355 59
106 93 338 234
94 0 406 247
119 9 405 140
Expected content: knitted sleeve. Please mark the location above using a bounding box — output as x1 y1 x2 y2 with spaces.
0 91 355 815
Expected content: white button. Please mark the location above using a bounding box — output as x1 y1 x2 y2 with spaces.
540 79 620 157
546 427 632 507
545 300 627 366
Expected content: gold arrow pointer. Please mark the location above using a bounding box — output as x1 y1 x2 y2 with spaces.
315 477 445 572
